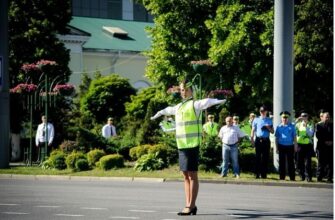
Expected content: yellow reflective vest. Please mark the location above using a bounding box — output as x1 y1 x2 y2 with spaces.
175 100 202 149
296 122 312 144
203 122 219 136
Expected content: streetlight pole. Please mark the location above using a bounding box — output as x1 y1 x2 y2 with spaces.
273 0 294 170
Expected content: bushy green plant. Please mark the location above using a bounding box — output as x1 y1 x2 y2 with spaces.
59 140 79 153
42 150 67 170
239 146 256 172
99 154 124 170
199 136 222 171
65 126 111 152
66 151 86 170
75 158 90 171
87 149 106 167
134 152 165 172
80 74 136 125
148 144 177 166
41 159 53 170
52 154 67 170
129 145 151 161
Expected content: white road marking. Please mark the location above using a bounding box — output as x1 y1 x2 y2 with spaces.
128 209 156 213
54 213 84 217
227 214 249 217
109 217 139 219
80 207 108 210
2 211 29 215
35 205 60 208
273 218 303 220
0 203 19 206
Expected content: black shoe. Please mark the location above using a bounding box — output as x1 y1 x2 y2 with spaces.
177 206 197 216
301 176 305 181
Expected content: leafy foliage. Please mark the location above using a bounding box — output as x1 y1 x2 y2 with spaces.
199 136 222 171
87 149 106 167
42 150 67 170
206 1 274 113
294 0 333 113
8 0 71 86
75 158 90 171
134 152 165 172
99 154 124 170
80 74 136 127
139 0 221 87
65 151 87 170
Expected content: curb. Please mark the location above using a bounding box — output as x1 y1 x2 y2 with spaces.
0 174 332 189
0 174 163 183
163 178 333 189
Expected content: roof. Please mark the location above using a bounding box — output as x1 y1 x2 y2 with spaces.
69 16 154 52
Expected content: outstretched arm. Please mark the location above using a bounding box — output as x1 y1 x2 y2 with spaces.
151 106 177 120
194 98 226 111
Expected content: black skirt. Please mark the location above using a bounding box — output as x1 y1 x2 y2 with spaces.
178 147 199 171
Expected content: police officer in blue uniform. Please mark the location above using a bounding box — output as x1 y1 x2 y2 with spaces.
250 105 274 179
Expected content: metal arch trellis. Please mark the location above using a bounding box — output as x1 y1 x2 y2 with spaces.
23 72 67 166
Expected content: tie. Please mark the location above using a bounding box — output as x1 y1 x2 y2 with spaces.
42 124 46 140
110 126 114 136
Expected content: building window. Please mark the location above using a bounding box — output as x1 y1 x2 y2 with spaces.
133 2 153 22
107 0 122 20
72 0 152 22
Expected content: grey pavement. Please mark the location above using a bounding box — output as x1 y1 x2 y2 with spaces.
0 177 333 220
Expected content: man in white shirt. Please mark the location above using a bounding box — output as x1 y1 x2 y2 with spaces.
35 115 54 161
102 117 117 138
218 116 246 178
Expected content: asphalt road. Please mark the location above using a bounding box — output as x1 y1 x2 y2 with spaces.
0 178 332 220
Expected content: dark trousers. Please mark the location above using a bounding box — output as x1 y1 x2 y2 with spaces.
297 143 313 180
278 144 295 180
317 146 333 181
255 137 270 178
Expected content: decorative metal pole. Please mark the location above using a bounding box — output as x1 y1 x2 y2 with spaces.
43 72 49 162
28 92 33 166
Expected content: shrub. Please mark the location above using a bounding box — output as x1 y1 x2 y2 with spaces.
52 154 67 170
239 146 256 172
199 136 222 171
148 144 177 166
134 152 164 172
59 140 80 153
99 154 124 170
129 145 151 161
66 151 86 170
42 150 67 170
41 159 53 170
75 158 90 171
87 149 106 167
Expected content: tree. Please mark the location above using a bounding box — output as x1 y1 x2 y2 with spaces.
294 0 333 114
8 0 73 142
8 0 72 86
140 1 274 115
80 74 136 127
140 0 332 117
139 0 221 89
206 1 274 115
